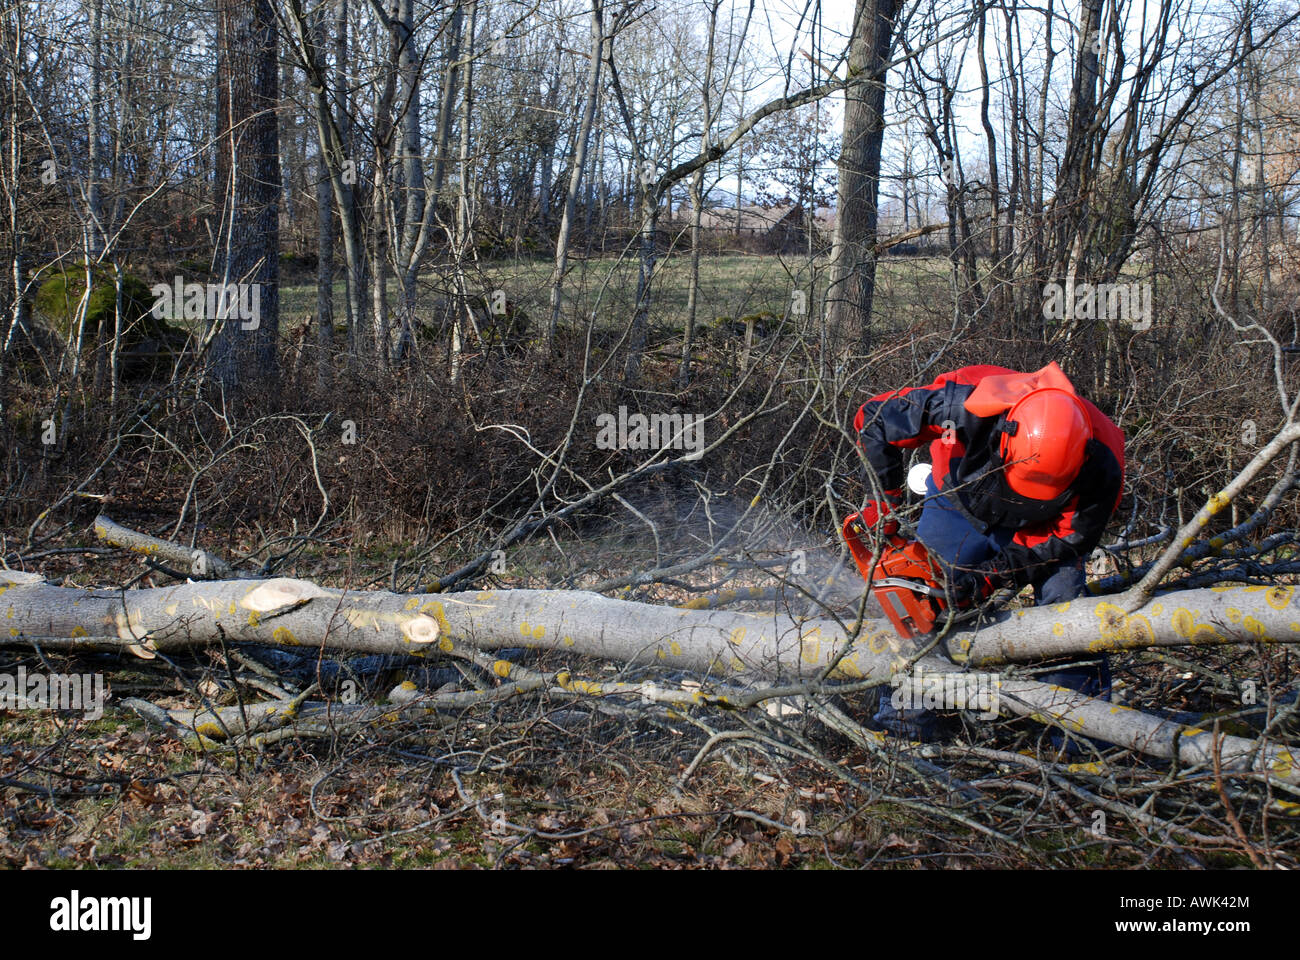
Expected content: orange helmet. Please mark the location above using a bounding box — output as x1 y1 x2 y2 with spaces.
999 388 1092 500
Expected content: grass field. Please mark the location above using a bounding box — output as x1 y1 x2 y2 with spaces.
278 252 957 334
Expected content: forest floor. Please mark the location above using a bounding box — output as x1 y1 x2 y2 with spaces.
1 529 1286 870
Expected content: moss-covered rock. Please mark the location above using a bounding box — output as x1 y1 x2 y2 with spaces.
31 267 178 348
26 267 187 379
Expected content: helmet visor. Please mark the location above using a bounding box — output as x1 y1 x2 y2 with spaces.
995 470 1075 526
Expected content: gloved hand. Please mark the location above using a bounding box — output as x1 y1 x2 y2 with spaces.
944 564 999 607
861 488 903 536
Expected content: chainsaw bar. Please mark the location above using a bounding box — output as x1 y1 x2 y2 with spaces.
873 577 945 597
871 578 987 623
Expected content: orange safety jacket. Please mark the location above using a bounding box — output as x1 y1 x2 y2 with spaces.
853 364 1125 587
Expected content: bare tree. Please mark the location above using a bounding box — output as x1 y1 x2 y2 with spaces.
212 0 281 390
547 0 604 346
825 0 901 354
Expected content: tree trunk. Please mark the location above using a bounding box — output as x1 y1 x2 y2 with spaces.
624 188 658 385
678 0 720 389
826 0 900 356
397 0 425 327
370 12 397 367
1034 0 1054 277
537 62 558 233
430 3 462 203
547 0 603 346
1048 0 1102 281
313 5 334 390
335 0 360 365
286 0 362 375
1250 44 1271 312
86 0 106 394
449 0 478 384
281 45 296 232
679 169 705 386
0 3 27 409
213 0 281 392
975 0 1002 320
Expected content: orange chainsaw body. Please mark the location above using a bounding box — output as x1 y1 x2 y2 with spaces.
842 508 947 640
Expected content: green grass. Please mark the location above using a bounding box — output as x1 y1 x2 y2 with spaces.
277 253 955 336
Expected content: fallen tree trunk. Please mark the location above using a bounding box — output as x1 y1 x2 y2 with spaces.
92 515 238 579
1 571 1296 783
3 572 1297 674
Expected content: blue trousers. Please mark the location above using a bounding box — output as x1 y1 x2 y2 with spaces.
914 475 1087 608
872 477 1111 741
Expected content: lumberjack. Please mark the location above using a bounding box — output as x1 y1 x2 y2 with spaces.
851 362 1126 742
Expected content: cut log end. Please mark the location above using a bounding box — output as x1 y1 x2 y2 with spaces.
114 607 157 659
241 578 335 613
401 614 441 645
389 680 420 703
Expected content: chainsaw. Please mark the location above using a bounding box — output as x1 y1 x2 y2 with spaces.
841 504 953 640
